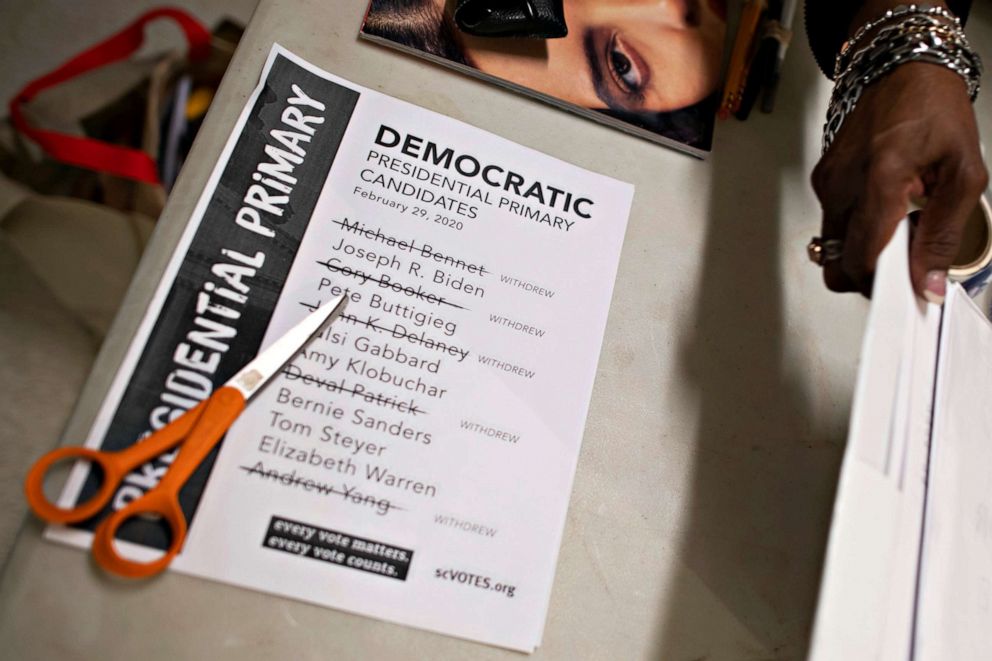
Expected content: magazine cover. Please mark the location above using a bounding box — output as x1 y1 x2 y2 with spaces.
359 0 728 156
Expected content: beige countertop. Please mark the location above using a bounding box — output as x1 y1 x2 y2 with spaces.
1 1 989 658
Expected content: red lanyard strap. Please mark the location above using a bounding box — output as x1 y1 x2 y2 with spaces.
8 7 212 184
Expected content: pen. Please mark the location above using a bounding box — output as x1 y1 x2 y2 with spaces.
719 0 768 119
760 0 798 113
736 15 780 120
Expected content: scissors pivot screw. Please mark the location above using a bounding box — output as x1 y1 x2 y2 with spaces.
234 369 264 391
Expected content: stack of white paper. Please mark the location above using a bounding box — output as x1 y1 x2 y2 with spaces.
811 221 992 659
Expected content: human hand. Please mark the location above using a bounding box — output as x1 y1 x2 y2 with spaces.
811 61 987 301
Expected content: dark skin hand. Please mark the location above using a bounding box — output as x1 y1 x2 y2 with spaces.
811 0 988 302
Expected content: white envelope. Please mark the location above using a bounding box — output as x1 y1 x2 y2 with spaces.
810 220 992 660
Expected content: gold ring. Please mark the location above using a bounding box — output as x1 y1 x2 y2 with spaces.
807 237 843 266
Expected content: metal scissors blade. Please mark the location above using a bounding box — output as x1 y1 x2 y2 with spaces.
227 294 347 399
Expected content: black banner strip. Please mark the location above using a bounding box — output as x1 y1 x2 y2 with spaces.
73 55 360 551
263 515 413 581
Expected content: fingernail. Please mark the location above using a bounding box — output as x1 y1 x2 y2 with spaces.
923 270 947 304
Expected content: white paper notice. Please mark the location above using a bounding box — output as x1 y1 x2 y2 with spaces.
917 286 992 660
50 45 633 652
809 222 942 661
810 220 992 660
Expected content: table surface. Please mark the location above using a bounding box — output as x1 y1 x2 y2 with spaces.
2 2 990 659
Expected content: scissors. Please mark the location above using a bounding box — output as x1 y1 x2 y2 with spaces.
24 294 348 579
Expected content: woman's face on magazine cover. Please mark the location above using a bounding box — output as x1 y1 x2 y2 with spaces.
464 0 728 113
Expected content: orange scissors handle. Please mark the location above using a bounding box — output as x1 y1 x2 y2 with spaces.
92 386 245 578
24 400 209 525
24 386 245 578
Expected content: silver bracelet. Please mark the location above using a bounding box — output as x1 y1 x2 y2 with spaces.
836 14 955 78
822 9 982 153
835 4 959 77
837 23 980 99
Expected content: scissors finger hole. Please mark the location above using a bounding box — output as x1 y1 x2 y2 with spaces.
40 456 97 503
94 495 186 577
25 449 114 523
109 513 173 564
